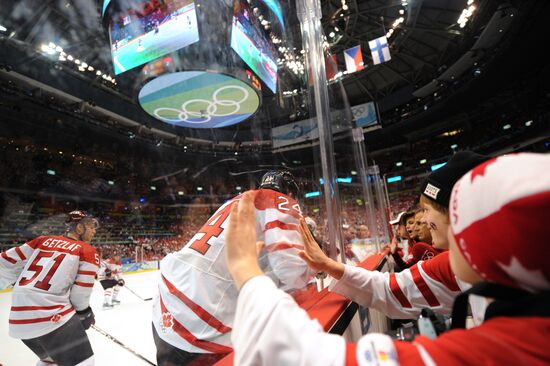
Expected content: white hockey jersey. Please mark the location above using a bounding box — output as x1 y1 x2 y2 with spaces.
98 258 123 281
152 189 314 354
0 235 99 339
330 251 486 325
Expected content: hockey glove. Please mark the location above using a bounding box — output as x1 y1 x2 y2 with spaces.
105 268 112 277
117 279 125 287
76 307 95 330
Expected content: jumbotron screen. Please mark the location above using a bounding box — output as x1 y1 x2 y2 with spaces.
108 0 199 75
138 71 261 128
231 0 278 93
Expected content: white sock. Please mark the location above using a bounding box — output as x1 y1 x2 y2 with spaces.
104 289 113 305
112 286 120 301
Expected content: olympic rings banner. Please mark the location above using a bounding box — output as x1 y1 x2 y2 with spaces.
138 71 260 128
351 101 378 128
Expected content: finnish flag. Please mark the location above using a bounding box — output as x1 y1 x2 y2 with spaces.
369 36 391 65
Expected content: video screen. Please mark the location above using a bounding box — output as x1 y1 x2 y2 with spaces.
231 0 278 93
108 0 200 75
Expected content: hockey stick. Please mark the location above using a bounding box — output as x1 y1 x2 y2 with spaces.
125 285 153 301
91 324 156 366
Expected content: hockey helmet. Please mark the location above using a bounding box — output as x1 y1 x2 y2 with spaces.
260 170 299 197
65 210 99 230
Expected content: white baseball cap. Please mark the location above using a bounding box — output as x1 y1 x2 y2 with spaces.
389 211 406 225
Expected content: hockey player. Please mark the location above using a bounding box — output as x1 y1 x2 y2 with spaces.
98 255 124 308
0 210 99 366
151 170 314 365
225 153 550 365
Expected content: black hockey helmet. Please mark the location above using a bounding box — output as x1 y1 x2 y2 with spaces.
260 170 300 197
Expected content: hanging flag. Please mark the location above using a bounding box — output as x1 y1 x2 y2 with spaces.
308 54 337 85
369 36 391 65
325 54 338 81
344 45 365 73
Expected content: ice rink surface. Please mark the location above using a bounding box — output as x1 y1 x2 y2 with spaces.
0 270 160 366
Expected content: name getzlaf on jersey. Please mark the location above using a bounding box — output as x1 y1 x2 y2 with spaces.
0 235 99 339
153 189 314 354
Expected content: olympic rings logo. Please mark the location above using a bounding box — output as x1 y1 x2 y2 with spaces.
352 106 366 117
153 85 250 124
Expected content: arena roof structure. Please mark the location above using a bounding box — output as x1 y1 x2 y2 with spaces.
0 0 548 157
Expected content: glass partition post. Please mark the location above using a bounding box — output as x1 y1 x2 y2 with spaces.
373 169 391 245
351 127 381 252
297 0 344 262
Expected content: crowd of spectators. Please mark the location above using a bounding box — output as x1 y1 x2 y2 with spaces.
0 187 416 264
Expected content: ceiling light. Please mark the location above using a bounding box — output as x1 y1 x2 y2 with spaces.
502 124 511 130
40 44 54 55
419 159 427 164
0 25 7 32
395 161 403 167
525 120 533 126
451 144 458 149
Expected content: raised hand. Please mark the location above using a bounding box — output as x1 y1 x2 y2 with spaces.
298 218 345 280
224 191 264 290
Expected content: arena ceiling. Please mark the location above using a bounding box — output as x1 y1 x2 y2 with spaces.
0 0 498 100
0 0 547 150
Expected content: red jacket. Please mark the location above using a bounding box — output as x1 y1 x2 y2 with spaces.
389 317 550 365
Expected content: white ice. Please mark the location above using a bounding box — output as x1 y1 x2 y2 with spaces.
0 270 160 366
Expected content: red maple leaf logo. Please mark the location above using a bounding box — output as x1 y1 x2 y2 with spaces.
470 158 498 183
162 312 173 329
